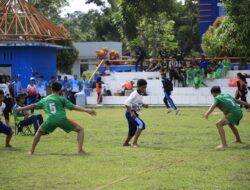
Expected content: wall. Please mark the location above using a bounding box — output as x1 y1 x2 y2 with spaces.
0 46 57 87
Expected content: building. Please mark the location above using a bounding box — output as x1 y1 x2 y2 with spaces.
199 0 227 50
0 0 71 86
72 42 122 76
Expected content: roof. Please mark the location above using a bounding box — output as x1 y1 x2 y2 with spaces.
0 41 73 50
0 0 71 42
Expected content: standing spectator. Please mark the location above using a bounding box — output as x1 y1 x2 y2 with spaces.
96 77 104 105
135 47 146 72
27 77 37 114
199 55 209 75
48 76 56 95
222 56 231 78
0 75 12 125
235 73 249 111
62 76 71 99
34 72 40 85
161 73 179 114
70 75 81 104
12 75 23 98
82 75 90 94
56 75 63 85
37 76 47 99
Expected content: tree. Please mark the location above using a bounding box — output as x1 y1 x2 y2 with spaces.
202 0 250 58
56 40 79 74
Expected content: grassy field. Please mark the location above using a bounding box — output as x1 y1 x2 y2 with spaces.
0 107 250 190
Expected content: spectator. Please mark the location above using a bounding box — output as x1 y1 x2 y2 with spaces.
186 66 195 87
194 72 206 89
96 77 104 105
13 94 44 134
235 73 249 111
189 56 199 67
62 76 71 99
56 75 63 85
199 55 209 75
0 75 12 125
37 76 47 99
70 75 81 104
82 75 90 94
27 77 37 114
34 72 40 85
222 56 231 78
48 76 55 95
12 75 23 98
146 59 161 72
135 47 146 72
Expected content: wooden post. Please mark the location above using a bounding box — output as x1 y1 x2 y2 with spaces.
88 59 105 82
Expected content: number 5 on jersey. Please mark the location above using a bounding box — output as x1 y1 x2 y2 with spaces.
49 103 57 114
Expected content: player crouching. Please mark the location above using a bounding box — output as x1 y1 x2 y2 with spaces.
203 86 250 150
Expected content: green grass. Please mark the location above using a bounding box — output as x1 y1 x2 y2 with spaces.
0 107 250 190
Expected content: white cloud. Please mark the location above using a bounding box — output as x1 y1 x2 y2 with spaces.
60 0 102 16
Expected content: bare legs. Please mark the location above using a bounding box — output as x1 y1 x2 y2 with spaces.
215 118 242 149
5 131 13 147
28 126 87 155
123 128 143 148
74 126 87 154
28 127 44 155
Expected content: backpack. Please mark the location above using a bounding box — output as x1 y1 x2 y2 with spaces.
162 78 173 92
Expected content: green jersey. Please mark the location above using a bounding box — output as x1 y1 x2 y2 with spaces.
186 69 195 78
34 95 74 121
214 94 241 114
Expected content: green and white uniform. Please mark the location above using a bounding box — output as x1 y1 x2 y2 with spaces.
34 95 78 133
214 94 243 126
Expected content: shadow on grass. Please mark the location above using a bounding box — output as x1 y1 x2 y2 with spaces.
31 152 92 157
0 147 23 152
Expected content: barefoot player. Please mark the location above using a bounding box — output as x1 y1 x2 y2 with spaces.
203 86 250 150
14 82 96 155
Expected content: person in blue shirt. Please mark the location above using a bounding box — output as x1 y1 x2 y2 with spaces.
56 75 63 85
12 75 23 98
62 76 71 99
199 55 209 75
37 76 48 99
70 75 81 104
82 75 90 93
34 72 40 85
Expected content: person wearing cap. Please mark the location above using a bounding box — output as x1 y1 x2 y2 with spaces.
27 77 37 114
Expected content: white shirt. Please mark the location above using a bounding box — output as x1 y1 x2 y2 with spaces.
0 83 10 96
124 90 144 111
0 102 6 120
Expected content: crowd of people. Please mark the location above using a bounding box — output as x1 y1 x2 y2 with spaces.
146 54 232 89
0 73 91 134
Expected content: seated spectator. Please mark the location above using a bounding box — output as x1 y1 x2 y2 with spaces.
199 55 209 75
186 66 195 87
13 94 43 134
122 81 134 90
146 59 161 72
207 59 222 80
194 72 206 89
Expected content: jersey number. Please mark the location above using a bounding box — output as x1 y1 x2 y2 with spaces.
49 103 57 114
226 98 236 106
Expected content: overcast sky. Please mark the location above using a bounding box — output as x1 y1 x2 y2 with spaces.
61 0 185 16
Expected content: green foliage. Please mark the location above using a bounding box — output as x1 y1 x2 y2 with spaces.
82 70 93 79
1 107 250 189
56 40 79 74
202 0 250 58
